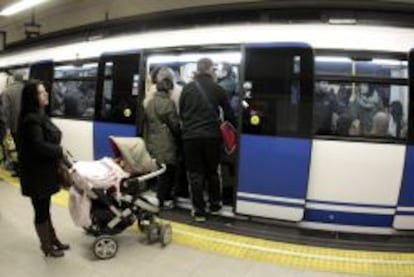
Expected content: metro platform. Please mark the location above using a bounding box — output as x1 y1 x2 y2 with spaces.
0 168 414 277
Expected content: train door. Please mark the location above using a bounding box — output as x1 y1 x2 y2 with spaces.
394 49 414 230
236 44 314 221
94 51 142 159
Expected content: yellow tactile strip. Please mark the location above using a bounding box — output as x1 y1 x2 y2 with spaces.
1 168 414 277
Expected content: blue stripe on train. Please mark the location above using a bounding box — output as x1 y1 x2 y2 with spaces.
93 122 136 159
306 199 395 209
395 211 414 216
237 197 304 209
305 209 393 227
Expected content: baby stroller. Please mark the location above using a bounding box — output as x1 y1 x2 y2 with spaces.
65 136 172 260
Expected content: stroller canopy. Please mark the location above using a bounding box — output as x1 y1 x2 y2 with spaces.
109 136 158 174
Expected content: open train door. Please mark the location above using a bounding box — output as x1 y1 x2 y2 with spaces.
94 51 143 159
236 43 314 221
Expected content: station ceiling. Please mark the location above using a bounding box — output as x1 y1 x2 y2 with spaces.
2 0 414 45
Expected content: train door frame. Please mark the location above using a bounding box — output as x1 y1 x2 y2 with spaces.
93 50 142 159
140 44 244 211
236 43 314 221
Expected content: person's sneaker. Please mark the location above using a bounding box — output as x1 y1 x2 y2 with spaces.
210 208 222 216
194 215 207 222
209 205 222 216
191 211 207 222
162 200 175 210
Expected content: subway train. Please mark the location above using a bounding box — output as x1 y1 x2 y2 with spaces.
1 23 414 235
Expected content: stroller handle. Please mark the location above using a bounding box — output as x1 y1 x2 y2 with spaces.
62 149 75 168
136 163 167 183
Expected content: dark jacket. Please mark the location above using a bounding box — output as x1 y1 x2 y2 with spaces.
218 77 237 100
144 91 180 164
17 112 63 198
313 91 337 135
179 74 236 140
2 81 24 135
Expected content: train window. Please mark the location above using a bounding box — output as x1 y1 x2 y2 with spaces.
315 57 352 76
243 47 312 137
97 54 140 123
8 67 29 80
314 56 409 139
51 62 97 119
355 60 408 79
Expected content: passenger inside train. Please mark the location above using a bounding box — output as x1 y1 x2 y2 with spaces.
313 82 408 138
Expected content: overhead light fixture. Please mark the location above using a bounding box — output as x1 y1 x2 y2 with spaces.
372 59 408 66
0 0 47 16
315 56 352 63
328 18 357 25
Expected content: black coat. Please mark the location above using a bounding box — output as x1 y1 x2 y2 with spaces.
179 74 236 140
17 112 63 198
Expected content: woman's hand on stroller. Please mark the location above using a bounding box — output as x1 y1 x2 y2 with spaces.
61 148 75 168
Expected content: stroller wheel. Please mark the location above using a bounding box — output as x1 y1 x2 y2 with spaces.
146 224 159 244
159 224 172 247
93 236 118 260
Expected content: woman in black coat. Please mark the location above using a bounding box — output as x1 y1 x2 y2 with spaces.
17 80 69 258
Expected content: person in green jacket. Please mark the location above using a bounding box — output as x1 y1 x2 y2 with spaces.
144 69 180 209
349 83 383 135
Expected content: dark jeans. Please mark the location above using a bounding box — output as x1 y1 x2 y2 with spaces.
31 197 51 224
183 138 221 217
157 164 176 207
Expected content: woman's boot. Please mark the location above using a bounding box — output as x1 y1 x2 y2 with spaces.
34 223 64 257
47 219 70 251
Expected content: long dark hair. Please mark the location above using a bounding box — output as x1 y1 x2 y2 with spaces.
18 80 43 129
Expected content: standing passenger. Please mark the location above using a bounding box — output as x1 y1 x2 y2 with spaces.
144 72 180 209
218 63 239 118
16 80 69 258
2 73 24 175
313 81 337 135
350 83 383 135
180 58 236 222
2 73 24 141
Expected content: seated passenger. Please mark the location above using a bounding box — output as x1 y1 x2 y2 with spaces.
371 112 390 137
143 74 180 209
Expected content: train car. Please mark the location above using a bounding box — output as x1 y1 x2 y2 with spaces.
1 23 414 235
